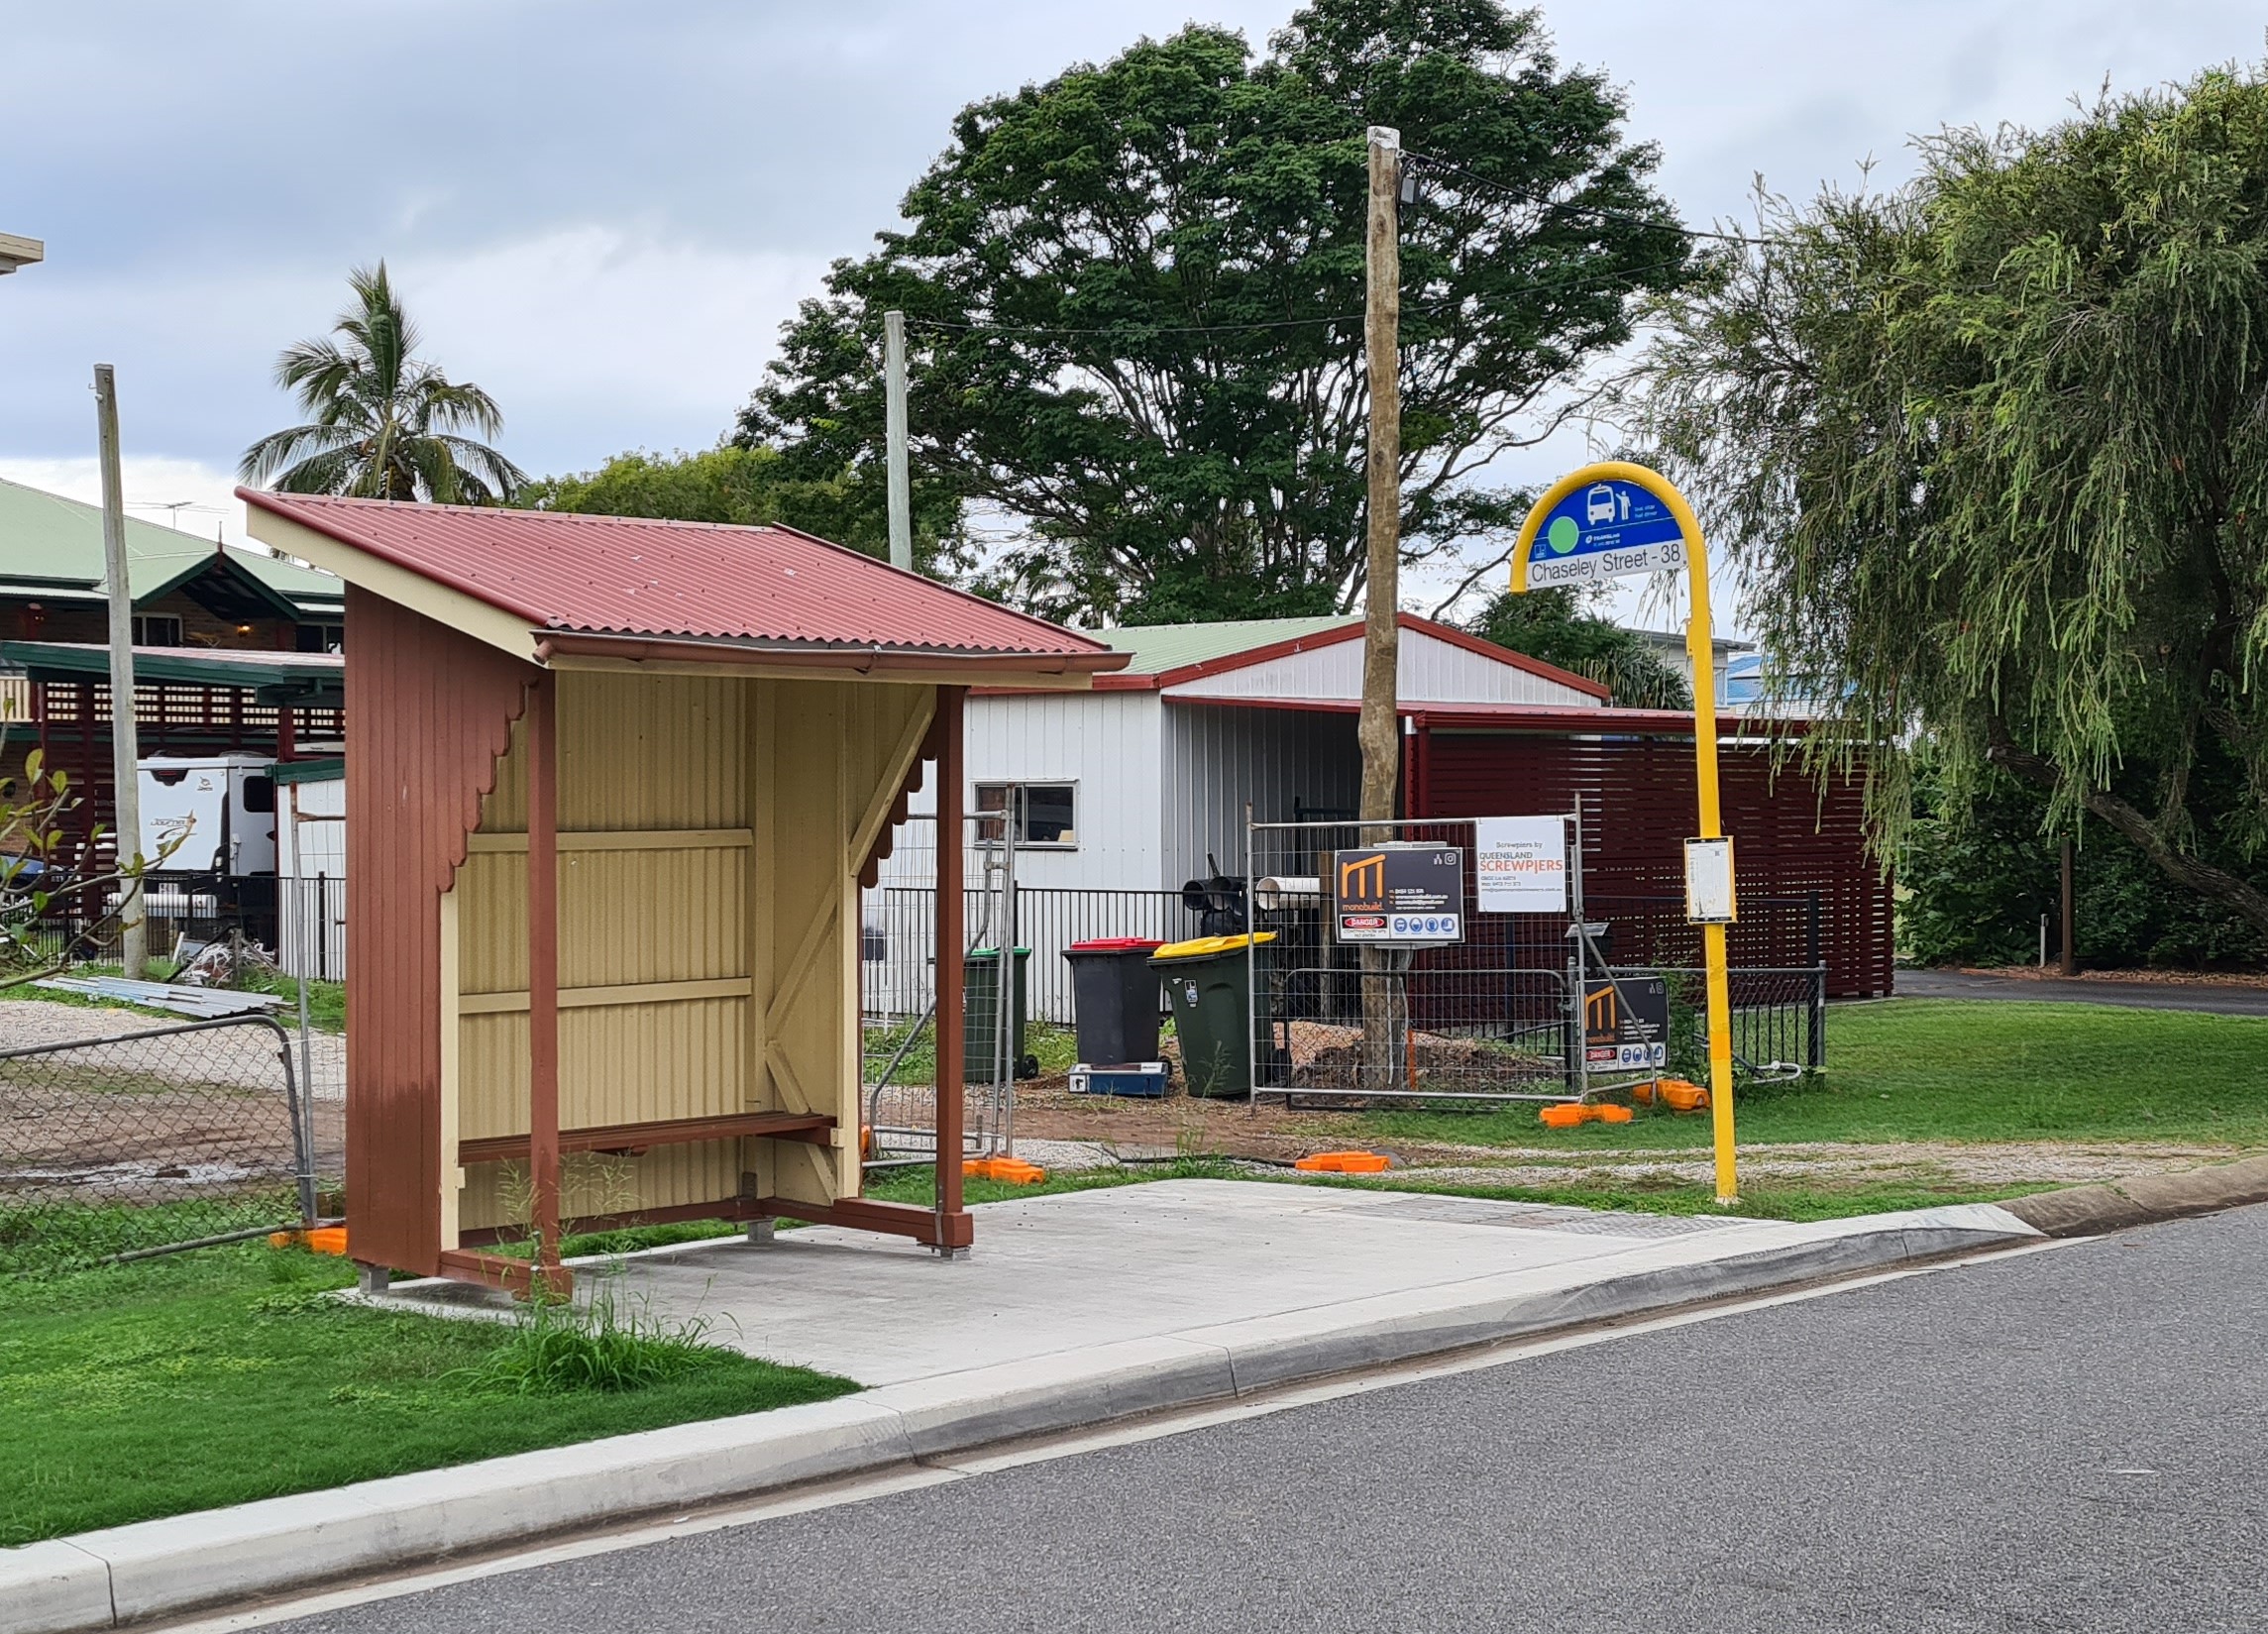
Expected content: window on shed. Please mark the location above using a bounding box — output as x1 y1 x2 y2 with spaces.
296 621 344 654
131 614 183 647
972 782 1077 848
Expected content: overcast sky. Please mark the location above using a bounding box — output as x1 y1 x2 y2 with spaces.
4 0 2263 619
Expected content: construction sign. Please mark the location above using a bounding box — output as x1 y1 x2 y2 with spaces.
1330 843 1464 944
1584 974 1670 1069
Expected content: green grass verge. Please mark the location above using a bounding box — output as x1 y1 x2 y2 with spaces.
859 1156 2016 1224
1270 1170 2055 1222
0 1241 855 1546
1363 997 2268 1150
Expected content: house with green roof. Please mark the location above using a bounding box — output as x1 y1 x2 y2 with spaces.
0 478 348 865
0 476 342 655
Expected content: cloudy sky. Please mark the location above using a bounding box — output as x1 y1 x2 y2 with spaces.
4 0 2262 616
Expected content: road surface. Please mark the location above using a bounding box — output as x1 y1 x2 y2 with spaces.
1894 968 2268 1017
268 1205 2268 1634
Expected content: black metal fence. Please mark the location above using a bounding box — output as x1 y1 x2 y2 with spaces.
8 874 346 983
0 1014 341 1275
863 885 1195 1026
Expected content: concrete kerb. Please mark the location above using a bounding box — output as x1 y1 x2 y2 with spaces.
2 1201 2040 1634
1998 1152 2268 1237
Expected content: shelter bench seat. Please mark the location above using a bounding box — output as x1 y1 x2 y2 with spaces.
458 1111 836 1167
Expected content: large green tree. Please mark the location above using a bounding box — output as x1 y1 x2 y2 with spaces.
1632 64 2268 933
519 444 965 571
742 0 1690 626
241 263 525 503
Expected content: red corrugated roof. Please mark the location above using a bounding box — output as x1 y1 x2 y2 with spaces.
239 490 1117 661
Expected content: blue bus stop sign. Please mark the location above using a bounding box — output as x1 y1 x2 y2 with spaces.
1518 476 1687 588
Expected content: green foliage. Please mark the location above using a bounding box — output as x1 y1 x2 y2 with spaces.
520 444 966 573
241 263 526 503
1465 586 1689 708
1899 753 2268 968
744 0 1691 625
1632 63 2268 932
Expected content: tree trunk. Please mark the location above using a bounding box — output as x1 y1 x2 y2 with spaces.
1985 716 2268 937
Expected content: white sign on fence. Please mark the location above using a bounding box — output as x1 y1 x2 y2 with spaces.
1473 816 1567 914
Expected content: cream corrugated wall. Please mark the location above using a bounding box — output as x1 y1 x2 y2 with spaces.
448 671 929 1237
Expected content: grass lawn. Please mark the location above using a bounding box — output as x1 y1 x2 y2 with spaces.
1363 998 2268 1152
0 962 345 1033
0 1239 855 1547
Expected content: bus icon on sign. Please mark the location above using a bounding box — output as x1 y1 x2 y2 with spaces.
1585 485 1617 524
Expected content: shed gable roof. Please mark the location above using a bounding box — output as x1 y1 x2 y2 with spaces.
239 491 1123 671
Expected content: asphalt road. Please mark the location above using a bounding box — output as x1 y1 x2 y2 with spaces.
1895 967 2268 1016
275 1206 2268 1634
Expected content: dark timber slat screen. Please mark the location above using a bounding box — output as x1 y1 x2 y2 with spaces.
1412 725 1891 997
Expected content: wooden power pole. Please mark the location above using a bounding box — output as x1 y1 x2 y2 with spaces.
1356 125 1402 831
93 365 147 980
1356 126 1401 1087
884 309 913 573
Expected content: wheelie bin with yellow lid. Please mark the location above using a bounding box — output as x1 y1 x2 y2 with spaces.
1150 931 1278 1099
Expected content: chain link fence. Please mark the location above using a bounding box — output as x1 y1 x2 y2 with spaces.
0 1014 340 1275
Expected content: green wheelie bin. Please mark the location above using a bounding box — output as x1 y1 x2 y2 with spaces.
963 945 1033 1083
1150 932 1277 1099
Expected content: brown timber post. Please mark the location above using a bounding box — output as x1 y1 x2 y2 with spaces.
932 685 969 1254
2059 836 2076 978
525 671 566 1290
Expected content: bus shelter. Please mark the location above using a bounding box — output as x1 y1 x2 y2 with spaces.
242 490 1126 1293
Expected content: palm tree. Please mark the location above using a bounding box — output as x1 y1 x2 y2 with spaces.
240 262 527 503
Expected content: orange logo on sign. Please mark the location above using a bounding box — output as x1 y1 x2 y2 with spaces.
1585 985 1618 1034
1339 852 1384 904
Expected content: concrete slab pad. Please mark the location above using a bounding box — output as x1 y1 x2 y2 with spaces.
583 1181 1757 1386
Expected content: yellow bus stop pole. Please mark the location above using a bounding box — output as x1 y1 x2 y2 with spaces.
1677 513 1740 1206
1511 461 1739 1206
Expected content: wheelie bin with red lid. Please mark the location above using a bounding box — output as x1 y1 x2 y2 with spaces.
1063 937 1165 1065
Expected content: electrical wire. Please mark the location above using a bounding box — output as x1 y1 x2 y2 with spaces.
898 250 1699 343
1400 147 1782 249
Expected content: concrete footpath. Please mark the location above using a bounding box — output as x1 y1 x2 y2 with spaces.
4 1181 2042 1634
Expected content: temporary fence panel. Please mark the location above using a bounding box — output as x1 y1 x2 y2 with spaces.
276 874 348 982
1244 814 1829 1107
0 1013 337 1275
859 803 1196 1165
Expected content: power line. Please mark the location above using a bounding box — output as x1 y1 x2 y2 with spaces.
1400 148 1782 249
899 250 1698 344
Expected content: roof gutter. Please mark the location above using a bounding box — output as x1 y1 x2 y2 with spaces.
532 631 1131 675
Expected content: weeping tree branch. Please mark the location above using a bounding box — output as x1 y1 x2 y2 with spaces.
1984 713 2268 936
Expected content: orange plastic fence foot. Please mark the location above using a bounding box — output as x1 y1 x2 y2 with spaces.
964 1156 1048 1184
1294 1150 1392 1174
